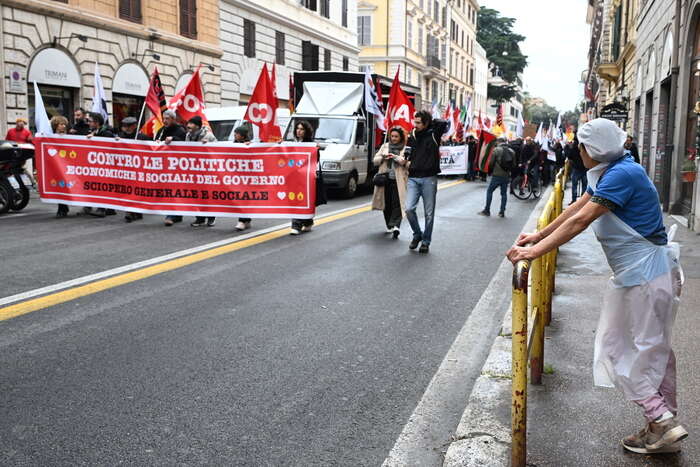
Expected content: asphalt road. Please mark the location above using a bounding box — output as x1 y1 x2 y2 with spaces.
0 180 537 466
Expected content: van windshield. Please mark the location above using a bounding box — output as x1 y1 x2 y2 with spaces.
209 120 237 141
285 118 354 144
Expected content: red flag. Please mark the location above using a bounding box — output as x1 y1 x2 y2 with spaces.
384 68 414 133
145 67 166 123
374 78 386 147
244 63 281 142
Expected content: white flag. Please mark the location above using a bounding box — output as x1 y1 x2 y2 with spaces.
33 81 53 135
534 122 543 144
516 112 525 138
363 68 386 131
91 62 109 123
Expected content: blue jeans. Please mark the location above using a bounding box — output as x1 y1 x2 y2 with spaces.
484 175 509 214
571 168 588 202
405 176 438 245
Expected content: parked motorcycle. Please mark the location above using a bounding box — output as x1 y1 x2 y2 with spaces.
0 141 34 214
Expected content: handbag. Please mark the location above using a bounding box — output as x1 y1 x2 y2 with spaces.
373 171 389 186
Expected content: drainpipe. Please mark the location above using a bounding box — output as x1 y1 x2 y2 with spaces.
665 0 681 213
386 0 390 76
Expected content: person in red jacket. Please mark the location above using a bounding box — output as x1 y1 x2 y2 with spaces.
5 118 32 143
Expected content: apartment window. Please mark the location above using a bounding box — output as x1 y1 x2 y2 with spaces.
418 26 424 54
300 0 317 11
119 0 142 23
342 0 348 27
275 31 285 65
343 56 349 71
320 0 330 18
302 41 319 70
324 49 331 70
407 68 413 85
433 1 439 23
442 6 447 27
358 16 371 46
611 5 623 61
407 21 413 49
180 0 197 39
244 20 256 58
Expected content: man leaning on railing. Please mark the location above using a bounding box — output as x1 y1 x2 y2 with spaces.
506 118 687 455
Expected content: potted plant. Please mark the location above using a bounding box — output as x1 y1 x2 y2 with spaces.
681 153 697 183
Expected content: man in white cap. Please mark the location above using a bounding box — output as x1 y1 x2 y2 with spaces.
507 118 687 454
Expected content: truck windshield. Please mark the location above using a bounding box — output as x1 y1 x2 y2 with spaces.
285 118 355 144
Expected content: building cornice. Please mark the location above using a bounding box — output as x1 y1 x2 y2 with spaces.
0 0 223 57
225 0 360 54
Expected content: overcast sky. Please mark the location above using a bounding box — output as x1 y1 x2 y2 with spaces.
478 0 589 112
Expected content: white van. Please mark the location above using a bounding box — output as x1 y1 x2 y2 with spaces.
205 106 290 142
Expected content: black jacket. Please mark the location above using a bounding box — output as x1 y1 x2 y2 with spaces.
626 143 640 164
564 143 586 171
92 125 115 138
119 130 150 140
407 120 448 178
520 143 538 166
155 124 187 141
71 119 90 136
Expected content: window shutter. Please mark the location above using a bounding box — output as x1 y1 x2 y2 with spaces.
180 0 197 39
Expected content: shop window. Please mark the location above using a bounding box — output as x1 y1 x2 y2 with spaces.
244 20 256 58
113 93 146 130
27 85 74 132
119 0 142 23
180 0 197 39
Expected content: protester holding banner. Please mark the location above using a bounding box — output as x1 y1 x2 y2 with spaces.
158 110 188 226
50 116 71 218
290 120 326 235
466 135 478 181
405 111 448 254
233 125 254 232
84 112 117 218
69 108 90 136
187 116 218 228
372 127 409 238
117 117 150 223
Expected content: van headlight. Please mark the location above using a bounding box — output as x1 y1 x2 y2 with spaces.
322 161 341 170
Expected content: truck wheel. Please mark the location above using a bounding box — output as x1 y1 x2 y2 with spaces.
342 174 358 198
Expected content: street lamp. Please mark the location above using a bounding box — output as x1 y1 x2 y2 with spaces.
52 33 88 47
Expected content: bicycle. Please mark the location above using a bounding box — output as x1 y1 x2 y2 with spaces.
510 162 542 200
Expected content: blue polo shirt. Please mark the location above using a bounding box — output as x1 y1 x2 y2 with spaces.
586 155 667 245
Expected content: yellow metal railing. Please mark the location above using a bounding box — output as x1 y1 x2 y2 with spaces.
511 166 567 467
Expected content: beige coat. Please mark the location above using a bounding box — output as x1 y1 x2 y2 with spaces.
371 143 409 216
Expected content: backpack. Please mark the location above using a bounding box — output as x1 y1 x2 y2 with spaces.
497 146 515 171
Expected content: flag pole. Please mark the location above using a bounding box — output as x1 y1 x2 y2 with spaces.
135 100 147 139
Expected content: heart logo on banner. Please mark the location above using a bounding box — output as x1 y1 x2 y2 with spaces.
277 192 286 200
48 148 57 157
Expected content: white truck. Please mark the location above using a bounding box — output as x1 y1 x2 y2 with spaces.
284 72 421 198
205 106 290 142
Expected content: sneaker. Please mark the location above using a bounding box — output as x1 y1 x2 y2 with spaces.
164 219 174 227
418 243 430 254
498 212 505 218
235 221 250 231
409 237 421 250
645 417 688 451
622 424 683 454
124 213 142 223
290 228 301 235
91 208 107 218
477 210 490 217
385 227 394 234
206 218 216 227
190 221 206 227
392 227 400 239
301 225 313 232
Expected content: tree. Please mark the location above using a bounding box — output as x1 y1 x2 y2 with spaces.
477 7 528 103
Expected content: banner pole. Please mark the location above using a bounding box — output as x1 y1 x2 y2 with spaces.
135 101 146 139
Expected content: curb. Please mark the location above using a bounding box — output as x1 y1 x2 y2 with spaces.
442 188 553 467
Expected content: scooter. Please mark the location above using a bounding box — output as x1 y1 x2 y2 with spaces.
0 141 34 214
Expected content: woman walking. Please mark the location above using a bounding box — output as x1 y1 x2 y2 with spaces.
290 120 326 235
371 127 409 238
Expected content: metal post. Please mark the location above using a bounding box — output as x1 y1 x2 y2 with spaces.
512 260 529 467
530 255 544 385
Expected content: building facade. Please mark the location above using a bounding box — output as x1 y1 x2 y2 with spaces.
358 0 478 110
219 0 359 107
0 0 222 135
473 41 488 117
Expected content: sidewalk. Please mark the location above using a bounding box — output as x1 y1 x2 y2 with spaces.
444 190 700 466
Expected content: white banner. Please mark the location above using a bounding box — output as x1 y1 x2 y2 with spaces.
439 145 468 175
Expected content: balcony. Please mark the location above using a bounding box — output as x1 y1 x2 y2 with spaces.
427 56 441 69
596 62 620 82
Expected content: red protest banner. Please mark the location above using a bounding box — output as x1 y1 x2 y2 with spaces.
34 136 318 218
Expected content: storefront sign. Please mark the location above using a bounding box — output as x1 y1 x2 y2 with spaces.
439 145 468 175
600 102 628 121
27 48 81 88
113 63 149 96
9 67 24 92
35 136 319 218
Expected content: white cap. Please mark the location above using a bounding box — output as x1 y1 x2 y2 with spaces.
576 118 627 162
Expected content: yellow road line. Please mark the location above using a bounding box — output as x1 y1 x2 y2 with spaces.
0 179 464 322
